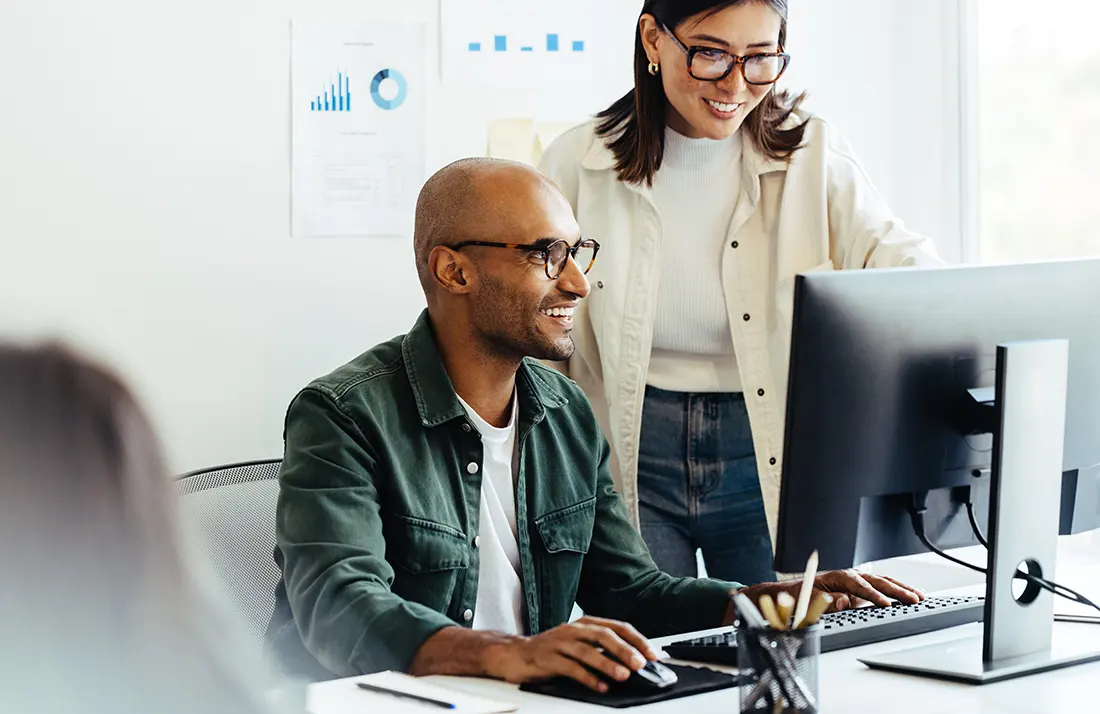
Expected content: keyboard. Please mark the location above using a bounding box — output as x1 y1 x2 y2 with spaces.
662 595 984 666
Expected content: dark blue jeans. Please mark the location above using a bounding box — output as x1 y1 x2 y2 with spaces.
637 386 776 585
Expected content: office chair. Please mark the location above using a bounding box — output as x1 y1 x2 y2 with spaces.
174 459 283 648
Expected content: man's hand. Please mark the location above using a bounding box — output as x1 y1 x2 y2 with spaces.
485 616 659 693
728 570 928 624
811 570 927 611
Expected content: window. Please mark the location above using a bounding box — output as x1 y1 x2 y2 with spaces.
977 0 1100 263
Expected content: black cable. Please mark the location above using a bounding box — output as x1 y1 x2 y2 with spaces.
964 501 989 549
908 494 1100 616
908 504 986 575
955 491 1100 614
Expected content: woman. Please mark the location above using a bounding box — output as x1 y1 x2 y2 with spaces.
0 344 288 714
539 0 941 583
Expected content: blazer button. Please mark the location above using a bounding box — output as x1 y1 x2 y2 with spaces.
462 423 472 433
463 609 474 622
731 241 739 249
770 457 777 466
757 388 765 397
597 281 604 289
474 535 481 548
467 462 479 475
743 314 751 322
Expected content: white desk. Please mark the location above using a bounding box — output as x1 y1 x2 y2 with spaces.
308 537 1100 714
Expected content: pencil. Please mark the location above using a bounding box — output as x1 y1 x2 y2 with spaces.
356 681 456 709
792 550 819 629
776 591 795 628
797 591 833 628
758 594 787 630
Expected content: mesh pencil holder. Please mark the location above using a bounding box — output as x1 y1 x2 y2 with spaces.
737 625 821 713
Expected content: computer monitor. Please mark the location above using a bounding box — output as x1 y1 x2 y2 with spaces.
775 258 1100 683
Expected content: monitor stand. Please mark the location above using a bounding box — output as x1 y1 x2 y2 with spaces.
859 339 1100 684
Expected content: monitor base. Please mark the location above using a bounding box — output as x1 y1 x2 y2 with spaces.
859 626 1100 684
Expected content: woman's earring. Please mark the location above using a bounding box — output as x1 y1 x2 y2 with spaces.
648 61 660 76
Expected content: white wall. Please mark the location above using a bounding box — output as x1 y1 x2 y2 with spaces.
786 0 966 263
0 0 964 474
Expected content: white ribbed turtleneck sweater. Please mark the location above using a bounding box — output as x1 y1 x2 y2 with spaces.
646 127 743 393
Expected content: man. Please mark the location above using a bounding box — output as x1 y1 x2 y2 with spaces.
265 158 925 690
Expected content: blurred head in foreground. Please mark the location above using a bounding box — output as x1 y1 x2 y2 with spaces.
0 343 279 714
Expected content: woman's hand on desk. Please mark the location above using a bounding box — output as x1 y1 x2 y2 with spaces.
484 616 659 693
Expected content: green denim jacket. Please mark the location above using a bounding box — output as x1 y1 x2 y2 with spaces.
265 310 739 680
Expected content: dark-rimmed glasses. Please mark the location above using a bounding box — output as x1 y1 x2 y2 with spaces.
450 238 600 280
660 23 790 85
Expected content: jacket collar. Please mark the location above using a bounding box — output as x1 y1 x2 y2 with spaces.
401 309 569 428
580 122 792 204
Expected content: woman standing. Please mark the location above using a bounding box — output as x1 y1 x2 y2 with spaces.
539 0 940 583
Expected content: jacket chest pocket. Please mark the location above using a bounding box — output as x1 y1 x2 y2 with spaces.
389 515 469 613
534 498 596 627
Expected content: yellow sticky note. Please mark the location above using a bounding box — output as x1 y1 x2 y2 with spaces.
487 119 582 166
487 119 538 165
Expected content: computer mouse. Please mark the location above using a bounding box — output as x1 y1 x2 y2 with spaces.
618 659 679 693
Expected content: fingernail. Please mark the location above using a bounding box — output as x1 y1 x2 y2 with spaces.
617 666 631 680
633 655 647 668
598 683 608 693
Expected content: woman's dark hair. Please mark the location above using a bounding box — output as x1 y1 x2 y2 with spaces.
0 343 280 714
596 0 808 185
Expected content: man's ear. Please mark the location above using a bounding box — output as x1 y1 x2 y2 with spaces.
429 245 474 295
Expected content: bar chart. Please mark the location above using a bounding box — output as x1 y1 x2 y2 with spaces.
310 72 351 112
465 33 586 53
441 0 619 88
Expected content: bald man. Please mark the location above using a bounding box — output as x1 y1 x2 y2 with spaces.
264 159 924 689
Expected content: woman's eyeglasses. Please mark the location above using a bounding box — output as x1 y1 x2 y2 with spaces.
450 238 600 280
660 23 790 85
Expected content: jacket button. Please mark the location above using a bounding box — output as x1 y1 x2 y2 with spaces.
597 281 604 289
731 241 739 249
462 423 472 433
463 609 474 622
743 314 751 322
757 388 765 397
474 535 481 548
770 457 777 466
467 462 479 475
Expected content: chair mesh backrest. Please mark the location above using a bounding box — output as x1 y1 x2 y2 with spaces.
174 460 282 647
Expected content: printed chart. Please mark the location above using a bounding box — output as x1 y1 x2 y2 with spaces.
291 19 426 237
441 0 618 88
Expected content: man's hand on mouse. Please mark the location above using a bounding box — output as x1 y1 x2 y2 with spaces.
485 616 658 693
726 570 929 623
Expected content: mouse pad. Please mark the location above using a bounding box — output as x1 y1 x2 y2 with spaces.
518 662 746 708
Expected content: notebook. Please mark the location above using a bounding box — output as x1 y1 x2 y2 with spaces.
307 671 517 714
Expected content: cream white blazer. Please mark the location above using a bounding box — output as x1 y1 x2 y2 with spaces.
538 112 943 543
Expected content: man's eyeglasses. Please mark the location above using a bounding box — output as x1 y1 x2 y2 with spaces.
450 238 600 280
660 23 790 85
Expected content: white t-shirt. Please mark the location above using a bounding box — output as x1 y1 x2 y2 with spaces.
457 391 525 635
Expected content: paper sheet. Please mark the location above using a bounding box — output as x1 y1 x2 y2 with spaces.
487 119 581 166
441 0 619 89
291 19 427 237
307 671 517 714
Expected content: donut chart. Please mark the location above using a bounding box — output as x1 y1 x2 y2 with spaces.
370 69 408 110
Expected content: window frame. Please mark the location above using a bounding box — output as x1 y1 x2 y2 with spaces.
957 0 982 264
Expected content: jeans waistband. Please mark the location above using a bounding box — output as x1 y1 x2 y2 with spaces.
644 384 746 406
